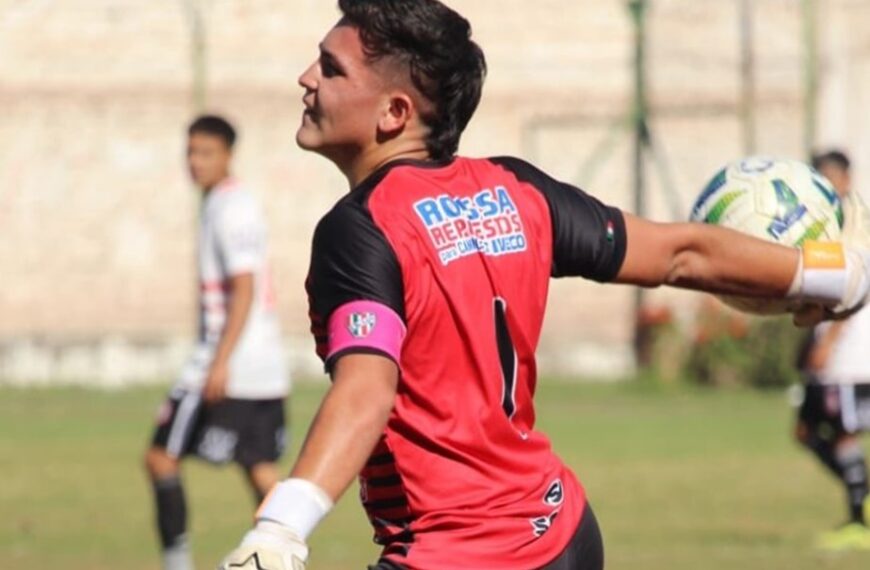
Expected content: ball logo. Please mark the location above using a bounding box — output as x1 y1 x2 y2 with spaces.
414 186 528 265
767 180 808 239
347 312 377 339
739 157 775 174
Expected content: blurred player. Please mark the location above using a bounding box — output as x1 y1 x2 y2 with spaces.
144 115 290 570
796 150 870 550
219 2 870 569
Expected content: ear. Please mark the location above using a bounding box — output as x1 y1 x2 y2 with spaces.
377 92 414 136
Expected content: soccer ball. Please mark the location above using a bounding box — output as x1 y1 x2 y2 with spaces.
689 156 844 314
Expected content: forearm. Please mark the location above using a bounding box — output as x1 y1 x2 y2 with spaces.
213 273 255 364
806 322 844 370
289 354 398 500
619 215 799 297
245 355 397 554
664 224 799 296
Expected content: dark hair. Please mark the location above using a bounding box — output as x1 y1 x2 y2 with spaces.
188 114 237 149
338 0 487 160
811 149 850 172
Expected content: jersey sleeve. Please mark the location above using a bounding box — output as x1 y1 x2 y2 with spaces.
307 200 406 371
215 194 267 276
492 156 627 281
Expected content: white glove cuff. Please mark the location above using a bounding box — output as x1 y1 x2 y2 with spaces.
256 478 334 541
788 242 848 303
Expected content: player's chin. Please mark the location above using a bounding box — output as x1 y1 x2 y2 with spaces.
295 126 323 151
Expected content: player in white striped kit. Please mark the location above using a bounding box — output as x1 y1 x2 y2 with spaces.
796 150 870 551
144 115 290 570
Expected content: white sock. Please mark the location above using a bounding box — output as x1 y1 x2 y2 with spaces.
163 538 193 570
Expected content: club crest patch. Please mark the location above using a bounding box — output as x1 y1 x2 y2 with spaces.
347 312 377 339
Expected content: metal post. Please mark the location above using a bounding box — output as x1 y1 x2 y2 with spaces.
739 0 757 155
628 0 650 365
802 0 818 159
180 0 208 112
179 0 209 329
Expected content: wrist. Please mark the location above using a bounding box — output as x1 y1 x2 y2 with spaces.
209 354 230 371
789 241 870 319
256 478 334 541
788 241 849 303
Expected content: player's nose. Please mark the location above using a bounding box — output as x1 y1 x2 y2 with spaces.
298 61 318 91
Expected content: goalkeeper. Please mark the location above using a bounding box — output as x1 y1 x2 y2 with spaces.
219 2 870 569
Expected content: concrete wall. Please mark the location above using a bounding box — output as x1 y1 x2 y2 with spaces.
2 0 870 384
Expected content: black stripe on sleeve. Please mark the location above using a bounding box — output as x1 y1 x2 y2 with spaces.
491 156 627 282
306 192 405 371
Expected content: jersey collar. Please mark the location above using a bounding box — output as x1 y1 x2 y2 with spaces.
352 157 457 194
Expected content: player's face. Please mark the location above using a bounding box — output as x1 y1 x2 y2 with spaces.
818 164 850 198
187 133 232 190
296 24 389 163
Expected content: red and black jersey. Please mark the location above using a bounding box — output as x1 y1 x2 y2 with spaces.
306 156 626 570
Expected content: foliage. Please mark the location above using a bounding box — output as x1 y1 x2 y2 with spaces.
686 316 808 388
640 300 810 389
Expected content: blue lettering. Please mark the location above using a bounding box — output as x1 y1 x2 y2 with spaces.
457 237 481 254
475 190 499 217
439 195 462 219
415 199 443 226
456 196 479 221
495 186 516 213
495 237 509 254
439 248 459 263
491 234 526 254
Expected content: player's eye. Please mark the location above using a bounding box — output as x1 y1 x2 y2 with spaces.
320 55 342 78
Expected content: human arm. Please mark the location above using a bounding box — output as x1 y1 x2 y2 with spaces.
287 353 398 499
217 316 401 570
804 322 845 372
203 192 268 403
616 201 870 323
218 201 406 569
492 156 870 322
615 214 799 296
217 353 398 570
203 272 255 403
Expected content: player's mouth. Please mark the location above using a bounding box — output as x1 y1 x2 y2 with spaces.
302 97 319 122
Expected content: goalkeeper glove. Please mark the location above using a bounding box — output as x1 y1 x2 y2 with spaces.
790 190 870 325
217 478 333 570
217 521 308 570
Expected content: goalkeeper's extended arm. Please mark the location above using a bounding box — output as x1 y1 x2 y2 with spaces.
218 353 399 570
616 190 870 324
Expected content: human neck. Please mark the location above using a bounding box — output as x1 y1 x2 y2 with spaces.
342 143 432 189
202 173 232 194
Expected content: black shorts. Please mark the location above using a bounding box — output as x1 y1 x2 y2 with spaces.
367 503 603 570
799 382 870 435
150 390 286 468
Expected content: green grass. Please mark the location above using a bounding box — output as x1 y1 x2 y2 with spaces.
1 382 868 569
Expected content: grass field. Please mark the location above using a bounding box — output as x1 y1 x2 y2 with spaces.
1 381 869 569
